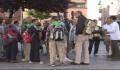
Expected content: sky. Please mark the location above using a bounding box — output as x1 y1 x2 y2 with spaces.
87 0 100 20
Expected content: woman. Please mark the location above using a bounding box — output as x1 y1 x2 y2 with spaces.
28 19 43 63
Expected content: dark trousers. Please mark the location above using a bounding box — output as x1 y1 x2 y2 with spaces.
6 40 18 61
111 40 120 58
30 43 40 62
89 37 100 54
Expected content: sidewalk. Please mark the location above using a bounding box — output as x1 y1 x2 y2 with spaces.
0 41 120 70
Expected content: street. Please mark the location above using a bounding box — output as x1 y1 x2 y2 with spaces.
0 41 120 70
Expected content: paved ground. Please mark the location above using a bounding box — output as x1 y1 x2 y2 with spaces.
0 41 120 70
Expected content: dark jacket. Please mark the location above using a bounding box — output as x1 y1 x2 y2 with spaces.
76 15 87 35
64 19 70 32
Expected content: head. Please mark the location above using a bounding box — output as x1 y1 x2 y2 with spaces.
32 19 41 26
76 11 83 17
107 16 117 24
51 16 59 22
93 20 97 25
25 16 33 22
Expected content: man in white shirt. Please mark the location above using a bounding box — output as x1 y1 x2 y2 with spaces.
106 16 120 59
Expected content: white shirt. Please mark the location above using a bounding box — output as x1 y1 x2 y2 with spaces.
102 24 111 35
103 22 120 40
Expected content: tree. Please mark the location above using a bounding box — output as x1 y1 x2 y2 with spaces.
0 0 22 18
26 9 50 19
24 0 70 12
0 0 70 18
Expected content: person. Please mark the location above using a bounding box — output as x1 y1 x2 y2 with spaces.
28 19 43 64
67 19 76 60
4 19 18 63
22 17 33 63
0 18 5 57
64 18 71 57
71 11 90 65
102 23 111 56
42 21 49 55
89 20 101 56
105 16 120 59
48 17 67 66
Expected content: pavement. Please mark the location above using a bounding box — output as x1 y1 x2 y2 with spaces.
0 41 120 70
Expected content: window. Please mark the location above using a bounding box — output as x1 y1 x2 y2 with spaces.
69 3 86 8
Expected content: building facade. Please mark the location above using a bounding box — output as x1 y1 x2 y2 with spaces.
67 0 87 19
98 0 120 23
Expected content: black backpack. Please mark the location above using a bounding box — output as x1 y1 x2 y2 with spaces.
53 25 64 41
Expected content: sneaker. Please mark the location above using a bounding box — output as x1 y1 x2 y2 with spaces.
50 64 55 67
29 61 32 64
22 59 26 62
80 62 90 65
71 62 80 65
39 61 44 64
64 57 73 62
10 60 17 63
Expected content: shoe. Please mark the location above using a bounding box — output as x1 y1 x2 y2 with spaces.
10 60 17 63
50 64 56 67
71 62 80 65
64 57 73 62
22 59 29 62
29 61 32 64
80 63 89 65
39 61 44 64
22 59 26 62
80 62 84 64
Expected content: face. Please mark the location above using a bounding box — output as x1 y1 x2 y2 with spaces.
106 18 112 24
2 19 6 23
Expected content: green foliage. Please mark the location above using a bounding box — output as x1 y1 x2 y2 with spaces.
26 9 50 19
25 0 70 12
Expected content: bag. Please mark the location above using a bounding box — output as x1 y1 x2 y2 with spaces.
22 30 32 43
53 27 64 41
83 20 96 35
50 21 64 41
3 27 17 46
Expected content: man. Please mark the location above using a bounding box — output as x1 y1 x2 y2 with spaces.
48 17 67 66
105 16 120 59
71 11 90 65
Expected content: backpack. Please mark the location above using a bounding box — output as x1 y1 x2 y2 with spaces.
3 26 18 46
22 29 32 43
51 21 64 41
53 27 64 41
83 20 96 35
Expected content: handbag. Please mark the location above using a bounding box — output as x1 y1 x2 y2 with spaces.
22 30 32 43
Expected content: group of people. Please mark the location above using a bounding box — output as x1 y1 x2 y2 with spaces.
0 11 120 67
